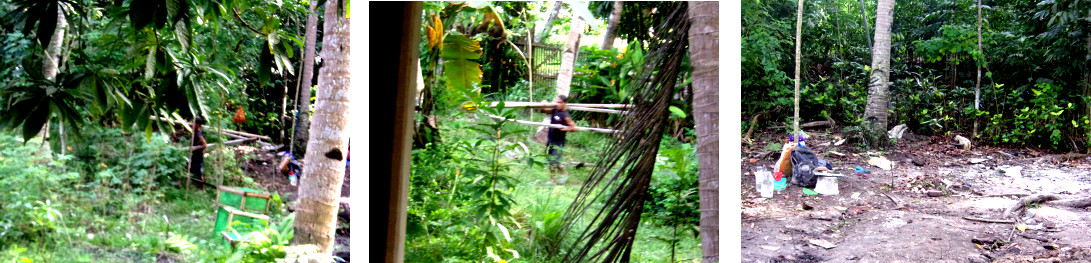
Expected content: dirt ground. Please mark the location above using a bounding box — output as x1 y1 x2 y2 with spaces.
741 130 1091 263
237 146 351 260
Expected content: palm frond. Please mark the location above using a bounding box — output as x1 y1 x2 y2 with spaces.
556 2 691 262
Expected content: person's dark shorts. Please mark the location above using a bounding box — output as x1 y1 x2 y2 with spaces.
547 141 565 166
190 161 203 177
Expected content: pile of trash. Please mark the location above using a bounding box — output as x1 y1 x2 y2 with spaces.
756 135 842 197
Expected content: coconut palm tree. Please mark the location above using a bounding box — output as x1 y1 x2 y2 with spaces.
863 0 895 147
687 2 719 262
291 0 320 157
291 0 350 254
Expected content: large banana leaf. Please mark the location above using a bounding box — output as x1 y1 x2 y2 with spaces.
441 33 482 93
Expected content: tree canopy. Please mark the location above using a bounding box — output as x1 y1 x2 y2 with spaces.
744 0 1091 152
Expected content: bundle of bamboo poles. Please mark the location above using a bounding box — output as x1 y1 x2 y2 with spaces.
482 101 633 109
476 101 630 134
487 115 621 134
149 116 271 147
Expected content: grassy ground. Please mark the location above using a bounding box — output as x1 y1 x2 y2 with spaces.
0 132 292 262
406 110 701 262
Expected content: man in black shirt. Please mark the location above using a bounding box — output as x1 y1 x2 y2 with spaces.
540 95 577 185
190 117 208 182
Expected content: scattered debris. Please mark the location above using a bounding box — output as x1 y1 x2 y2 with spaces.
868 156 894 170
911 158 926 166
761 245 781 251
955 135 972 150
799 201 814 210
809 239 837 249
833 138 846 146
888 124 908 139
998 166 1023 177
802 188 819 196
850 192 861 199
882 192 902 209
854 166 872 177
828 151 846 157
998 151 1016 159
970 158 988 164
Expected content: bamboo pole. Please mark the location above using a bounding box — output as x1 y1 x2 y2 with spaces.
487 115 621 133
150 116 273 141
483 102 634 109
565 106 629 114
203 137 258 149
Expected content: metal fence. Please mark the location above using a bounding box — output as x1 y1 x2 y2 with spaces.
513 37 562 92
513 37 599 96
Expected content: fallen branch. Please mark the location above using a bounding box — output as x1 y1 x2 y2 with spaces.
1004 195 1060 219
752 151 774 160
487 115 621 134
983 193 1031 198
962 216 1015 224
743 109 775 144
1047 197 1091 209
1017 233 1053 243
883 192 902 209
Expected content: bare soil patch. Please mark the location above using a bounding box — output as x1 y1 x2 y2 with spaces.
742 130 1091 262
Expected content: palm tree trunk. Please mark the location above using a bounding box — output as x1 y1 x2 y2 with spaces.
974 0 981 138
557 16 585 97
687 2 719 262
600 1 623 50
859 0 872 56
291 0 350 253
292 0 320 157
794 0 803 135
863 0 896 147
43 5 66 81
537 1 564 43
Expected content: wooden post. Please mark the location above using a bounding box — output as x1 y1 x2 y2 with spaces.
371 2 421 262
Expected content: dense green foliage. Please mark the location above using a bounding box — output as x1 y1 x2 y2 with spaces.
407 1 703 262
0 130 337 262
0 0 319 147
743 0 1091 151
0 0 346 261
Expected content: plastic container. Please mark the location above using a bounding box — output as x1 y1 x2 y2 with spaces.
773 177 788 191
814 176 839 195
755 167 774 198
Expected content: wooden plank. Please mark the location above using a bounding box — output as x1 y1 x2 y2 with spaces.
484 102 633 109
487 115 621 134
221 205 270 220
